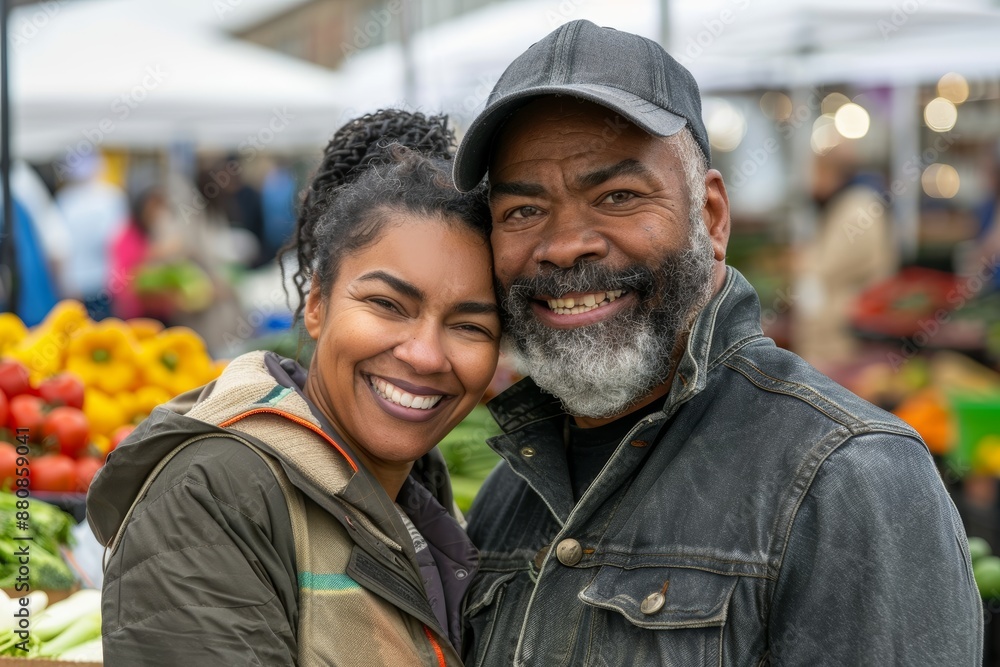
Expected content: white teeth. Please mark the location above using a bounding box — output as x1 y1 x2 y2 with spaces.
545 290 626 315
369 376 443 410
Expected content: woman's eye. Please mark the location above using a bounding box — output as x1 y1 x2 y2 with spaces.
602 191 635 205
369 298 398 312
454 322 496 338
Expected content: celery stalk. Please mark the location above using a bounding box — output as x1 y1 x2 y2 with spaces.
37 609 101 657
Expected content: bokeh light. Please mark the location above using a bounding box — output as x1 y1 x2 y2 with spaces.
821 92 851 115
704 98 747 152
937 72 970 104
924 97 958 132
760 91 794 121
811 114 843 155
921 163 961 198
833 103 870 139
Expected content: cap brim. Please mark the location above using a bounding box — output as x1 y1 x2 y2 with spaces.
453 83 688 192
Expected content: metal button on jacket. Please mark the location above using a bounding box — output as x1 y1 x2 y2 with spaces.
640 592 666 615
555 538 583 566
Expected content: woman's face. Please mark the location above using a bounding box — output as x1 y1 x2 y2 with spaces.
304 213 500 487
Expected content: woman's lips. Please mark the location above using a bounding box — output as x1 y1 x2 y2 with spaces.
531 290 636 329
365 374 450 423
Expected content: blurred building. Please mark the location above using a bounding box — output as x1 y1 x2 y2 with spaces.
236 0 508 70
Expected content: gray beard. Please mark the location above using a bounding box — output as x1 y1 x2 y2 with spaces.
500 223 716 419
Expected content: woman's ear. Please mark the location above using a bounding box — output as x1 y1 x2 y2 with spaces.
303 279 325 341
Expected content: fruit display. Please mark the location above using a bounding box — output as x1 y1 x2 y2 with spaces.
0 300 226 494
0 490 76 592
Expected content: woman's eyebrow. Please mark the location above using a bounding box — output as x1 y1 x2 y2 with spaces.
356 270 423 300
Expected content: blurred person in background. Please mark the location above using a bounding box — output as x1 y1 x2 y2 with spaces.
0 166 61 326
88 110 498 665
54 153 128 320
261 158 299 265
108 186 187 321
793 142 897 369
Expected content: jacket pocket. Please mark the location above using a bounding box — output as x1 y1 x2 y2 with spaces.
462 571 518 666
579 565 737 666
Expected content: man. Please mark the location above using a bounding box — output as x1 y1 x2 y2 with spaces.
452 20 981 666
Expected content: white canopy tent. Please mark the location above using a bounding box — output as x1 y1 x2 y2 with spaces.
9 0 346 161
334 0 1000 120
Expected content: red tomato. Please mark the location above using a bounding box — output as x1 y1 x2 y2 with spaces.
74 457 104 492
37 374 85 410
0 360 31 398
7 395 46 437
0 390 8 428
0 442 19 489
30 454 78 492
109 425 135 453
42 407 91 458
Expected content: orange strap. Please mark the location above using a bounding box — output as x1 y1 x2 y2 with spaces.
423 625 447 667
220 407 359 473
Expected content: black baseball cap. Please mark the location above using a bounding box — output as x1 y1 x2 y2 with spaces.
453 20 711 192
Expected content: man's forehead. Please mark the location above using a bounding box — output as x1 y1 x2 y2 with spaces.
488 97 670 181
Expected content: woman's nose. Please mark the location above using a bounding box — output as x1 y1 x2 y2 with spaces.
392 324 452 375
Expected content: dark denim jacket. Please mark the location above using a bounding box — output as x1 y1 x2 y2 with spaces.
464 267 982 666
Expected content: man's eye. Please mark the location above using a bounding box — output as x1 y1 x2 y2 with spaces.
602 191 635 205
508 205 541 220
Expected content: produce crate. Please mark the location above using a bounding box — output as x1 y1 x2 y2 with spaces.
946 392 1000 476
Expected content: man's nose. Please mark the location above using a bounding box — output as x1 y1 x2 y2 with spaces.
532 208 609 269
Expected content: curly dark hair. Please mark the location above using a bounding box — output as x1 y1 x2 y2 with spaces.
279 109 490 322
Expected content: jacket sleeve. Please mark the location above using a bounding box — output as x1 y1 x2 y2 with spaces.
768 431 983 665
101 436 299 666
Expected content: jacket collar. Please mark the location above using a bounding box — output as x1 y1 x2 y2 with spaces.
489 266 765 431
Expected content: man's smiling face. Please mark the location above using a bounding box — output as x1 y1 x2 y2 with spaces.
488 97 729 424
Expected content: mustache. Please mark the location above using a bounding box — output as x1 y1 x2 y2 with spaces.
501 262 657 308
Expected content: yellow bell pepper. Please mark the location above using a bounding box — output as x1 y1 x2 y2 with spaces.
8 332 65 382
0 313 28 356
116 385 171 424
139 327 213 396
66 319 140 394
7 301 93 383
41 300 91 340
83 388 128 438
126 318 165 341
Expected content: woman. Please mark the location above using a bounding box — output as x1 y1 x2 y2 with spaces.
86 110 500 666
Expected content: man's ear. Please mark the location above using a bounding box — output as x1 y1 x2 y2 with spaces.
702 169 731 262
303 279 325 341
